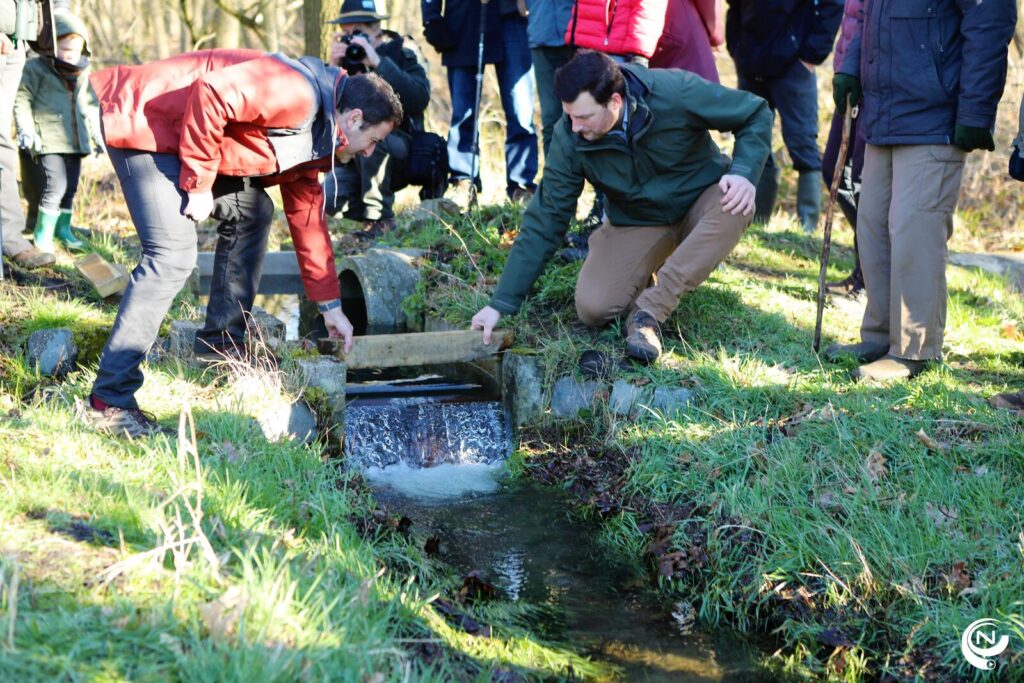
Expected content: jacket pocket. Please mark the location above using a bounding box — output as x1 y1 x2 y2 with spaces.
915 145 964 213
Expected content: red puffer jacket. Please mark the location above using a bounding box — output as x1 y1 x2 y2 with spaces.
565 0 668 59
91 49 348 302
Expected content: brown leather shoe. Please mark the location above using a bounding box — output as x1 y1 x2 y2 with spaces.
624 309 662 363
853 355 929 382
989 390 1024 413
824 340 888 363
11 246 56 269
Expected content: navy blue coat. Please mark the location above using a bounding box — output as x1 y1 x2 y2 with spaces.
526 0 574 49
839 0 1016 146
726 0 844 79
421 0 526 68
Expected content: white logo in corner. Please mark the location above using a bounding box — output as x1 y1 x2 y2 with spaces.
961 618 1010 670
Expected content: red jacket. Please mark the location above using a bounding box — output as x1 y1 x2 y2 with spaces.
565 0 668 59
91 49 348 302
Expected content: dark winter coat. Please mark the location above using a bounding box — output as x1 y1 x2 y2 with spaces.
726 0 844 79
420 0 527 68
838 0 1016 146
489 63 772 315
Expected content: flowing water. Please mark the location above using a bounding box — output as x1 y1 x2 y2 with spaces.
345 389 769 681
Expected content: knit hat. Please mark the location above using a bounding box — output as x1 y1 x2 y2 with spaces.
327 0 388 25
53 8 91 56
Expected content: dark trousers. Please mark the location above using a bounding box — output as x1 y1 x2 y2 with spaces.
447 15 538 195
92 149 273 408
27 153 84 213
530 45 574 157
736 60 821 173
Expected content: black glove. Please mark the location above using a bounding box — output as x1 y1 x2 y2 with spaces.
1009 148 1024 181
423 19 457 53
954 124 995 152
832 74 861 116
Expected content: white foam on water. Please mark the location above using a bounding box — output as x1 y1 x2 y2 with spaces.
361 460 504 502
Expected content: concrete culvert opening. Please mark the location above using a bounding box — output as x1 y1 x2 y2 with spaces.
339 269 368 337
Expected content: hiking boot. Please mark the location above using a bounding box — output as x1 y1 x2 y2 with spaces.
853 355 929 382
508 186 534 205
80 395 170 438
823 340 888 363
989 390 1024 413
10 246 56 269
557 246 588 263
446 179 478 213
825 273 865 298
624 309 662 363
354 217 396 241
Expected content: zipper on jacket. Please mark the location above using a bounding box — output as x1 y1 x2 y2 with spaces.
598 0 614 46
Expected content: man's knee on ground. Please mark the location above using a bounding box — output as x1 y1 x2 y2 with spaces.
575 288 627 328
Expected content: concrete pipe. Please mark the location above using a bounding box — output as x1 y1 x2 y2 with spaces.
336 248 424 335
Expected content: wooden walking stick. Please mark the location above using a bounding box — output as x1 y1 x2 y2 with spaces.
813 97 856 352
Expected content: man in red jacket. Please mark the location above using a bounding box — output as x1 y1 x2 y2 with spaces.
83 49 402 438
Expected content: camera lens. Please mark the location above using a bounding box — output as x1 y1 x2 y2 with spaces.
346 43 366 61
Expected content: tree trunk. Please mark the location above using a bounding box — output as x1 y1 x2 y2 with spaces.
214 2 242 48
302 0 334 60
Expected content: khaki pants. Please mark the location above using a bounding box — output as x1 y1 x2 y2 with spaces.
857 144 965 360
575 184 752 325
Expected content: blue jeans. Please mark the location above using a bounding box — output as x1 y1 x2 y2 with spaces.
92 149 274 408
737 60 821 173
447 15 538 196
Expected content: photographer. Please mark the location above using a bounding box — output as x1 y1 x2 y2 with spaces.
324 0 445 237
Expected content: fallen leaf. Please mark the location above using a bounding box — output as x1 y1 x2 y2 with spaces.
865 448 888 482
946 561 972 592
199 586 248 643
915 429 945 452
1001 323 1023 341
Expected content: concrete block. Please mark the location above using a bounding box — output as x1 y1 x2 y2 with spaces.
502 351 545 427
609 380 643 416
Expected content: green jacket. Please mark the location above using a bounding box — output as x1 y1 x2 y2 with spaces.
14 56 101 155
489 64 773 315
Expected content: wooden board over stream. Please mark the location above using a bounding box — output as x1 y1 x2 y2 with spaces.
318 329 513 370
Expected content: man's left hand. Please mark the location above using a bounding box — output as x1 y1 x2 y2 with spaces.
719 174 755 216
0 34 13 55
184 191 215 222
322 307 354 353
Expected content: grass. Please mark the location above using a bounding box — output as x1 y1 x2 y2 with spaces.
1 154 1022 680
0 281 613 680
394 203 1024 681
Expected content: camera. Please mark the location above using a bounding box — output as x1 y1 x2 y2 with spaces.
338 30 370 75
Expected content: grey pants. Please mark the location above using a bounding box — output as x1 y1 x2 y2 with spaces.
92 149 273 408
0 42 32 257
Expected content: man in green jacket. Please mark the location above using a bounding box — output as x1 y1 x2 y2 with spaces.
471 50 772 362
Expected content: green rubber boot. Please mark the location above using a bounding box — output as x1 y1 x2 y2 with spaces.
55 209 87 251
32 208 60 254
753 161 780 225
796 171 823 234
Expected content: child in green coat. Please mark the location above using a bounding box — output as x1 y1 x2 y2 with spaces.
13 8 102 254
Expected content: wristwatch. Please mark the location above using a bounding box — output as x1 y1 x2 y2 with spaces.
317 299 342 313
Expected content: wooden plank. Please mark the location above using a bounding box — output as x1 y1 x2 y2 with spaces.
318 329 513 369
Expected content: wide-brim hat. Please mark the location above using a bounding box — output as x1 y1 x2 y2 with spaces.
327 0 389 24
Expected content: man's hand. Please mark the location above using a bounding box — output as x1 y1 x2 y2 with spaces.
347 34 380 69
0 34 13 56
471 305 502 345
17 131 39 153
832 74 861 115
322 307 354 353
183 191 214 222
329 33 346 67
718 174 755 216
954 125 995 153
